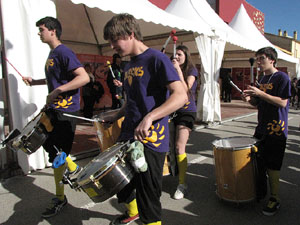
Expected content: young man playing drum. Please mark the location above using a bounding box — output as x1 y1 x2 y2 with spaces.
22 17 89 218
243 47 290 216
103 13 188 225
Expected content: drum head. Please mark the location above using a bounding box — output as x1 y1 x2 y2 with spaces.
77 143 128 184
212 136 257 150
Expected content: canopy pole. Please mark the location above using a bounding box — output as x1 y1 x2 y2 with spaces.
83 5 103 55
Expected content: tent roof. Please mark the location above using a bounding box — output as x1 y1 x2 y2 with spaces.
165 0 257 51
229 4 299 64
57 0 213 55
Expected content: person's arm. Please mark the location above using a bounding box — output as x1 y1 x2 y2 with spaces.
22 77 47 86
243 85 288 108
134 80 188 141
46 67 90 105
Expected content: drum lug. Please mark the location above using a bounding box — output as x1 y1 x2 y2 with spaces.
90 175 102 189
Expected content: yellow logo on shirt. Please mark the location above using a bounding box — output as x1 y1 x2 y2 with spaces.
142 123 165 148
46 59 54 71
259 83 273 93
267 120 284 136
183 101 190 109
125 66 144 86
54 96 73 109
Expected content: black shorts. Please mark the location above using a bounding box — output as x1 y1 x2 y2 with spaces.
42 109 78 163
173 111 196 130
254 133 286 170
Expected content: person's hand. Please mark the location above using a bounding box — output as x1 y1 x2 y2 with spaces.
172 58 180 71
113 79 122 87
243 85 262 98
134 114 153 142
46 89 62 106
22 76 33 86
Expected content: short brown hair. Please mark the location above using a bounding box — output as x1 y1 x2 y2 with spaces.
103 13 143 41
256 47 278 66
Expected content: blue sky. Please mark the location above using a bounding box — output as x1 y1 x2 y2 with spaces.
246 0 300 38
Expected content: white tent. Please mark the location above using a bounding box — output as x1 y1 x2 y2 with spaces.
0 0 214 173
229 4 299 64
165 0 257 123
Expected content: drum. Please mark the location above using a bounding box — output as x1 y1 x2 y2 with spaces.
75 142 134 203
93 110 124 152
8 113 48 154
212 136 257 203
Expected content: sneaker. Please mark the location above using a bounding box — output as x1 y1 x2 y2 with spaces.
173 184 187 200
110 212 139 225
262 197 281 216
42 196 68 218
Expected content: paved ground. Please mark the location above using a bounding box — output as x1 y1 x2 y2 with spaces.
1 102 300 225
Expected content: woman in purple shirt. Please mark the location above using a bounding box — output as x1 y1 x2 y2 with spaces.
171 45 198 200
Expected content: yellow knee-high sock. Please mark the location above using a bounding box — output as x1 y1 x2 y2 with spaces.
267 169 280 201
177 153 187 185
54 163 66 201
65 156 77 172
143 221 162 225
125 199 138 217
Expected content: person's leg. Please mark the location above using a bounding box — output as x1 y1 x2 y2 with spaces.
136 148 165 224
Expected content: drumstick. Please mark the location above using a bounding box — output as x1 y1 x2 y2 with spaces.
172 36 178 59
63 113 97 122
5 57 30 85
229 81 243 94
161 29 176 52
107 61 115 79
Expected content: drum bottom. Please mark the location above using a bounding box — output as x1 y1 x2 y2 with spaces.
216 190 255 203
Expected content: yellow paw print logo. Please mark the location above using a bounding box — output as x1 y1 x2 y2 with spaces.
267 120 285 136
142 123 165 148
54 96 73 109
183 101 190 109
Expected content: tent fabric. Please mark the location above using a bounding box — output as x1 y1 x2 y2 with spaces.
165 0 257 51
67 0 214 45
229 4 299 64
1 0 56 173
195 35 225 122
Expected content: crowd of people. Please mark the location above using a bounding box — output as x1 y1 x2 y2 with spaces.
16 12 296 225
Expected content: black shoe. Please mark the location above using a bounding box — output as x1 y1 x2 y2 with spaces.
42 196 68 218
262 197 280 216
110 212 139 225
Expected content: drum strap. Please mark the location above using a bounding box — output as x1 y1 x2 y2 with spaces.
40 112 54 132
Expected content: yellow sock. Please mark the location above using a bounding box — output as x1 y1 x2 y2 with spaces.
65 156 77 172
267 169 280 201
54 163 66 201
143 222 161 225
177 153 187 185
125 199 138 217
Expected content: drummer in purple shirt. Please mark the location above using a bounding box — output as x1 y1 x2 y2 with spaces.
23 17 89 218
243 46 290 216
103 13 188 225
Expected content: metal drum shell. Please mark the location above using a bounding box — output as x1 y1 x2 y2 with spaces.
76 143 134 203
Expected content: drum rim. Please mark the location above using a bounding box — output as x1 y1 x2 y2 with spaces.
212 136 258 150
76 143 129 184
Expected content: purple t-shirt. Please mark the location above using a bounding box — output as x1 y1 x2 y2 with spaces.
45 44 82 112
118 48 180 152
178 67 198 112
255 71 290 139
